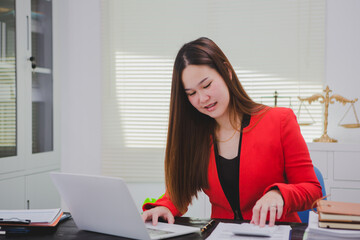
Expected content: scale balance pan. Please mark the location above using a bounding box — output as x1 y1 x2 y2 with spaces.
340 123 360 128
299 122 313 126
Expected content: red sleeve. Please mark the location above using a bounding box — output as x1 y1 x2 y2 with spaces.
264 109 322 215
142 191 184 217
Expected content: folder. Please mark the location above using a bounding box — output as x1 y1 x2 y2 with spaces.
0 208 64 235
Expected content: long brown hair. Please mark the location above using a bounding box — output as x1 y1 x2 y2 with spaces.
165 37 264 213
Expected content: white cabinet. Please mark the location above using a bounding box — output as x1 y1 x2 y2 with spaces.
308 143 360 203
0 0 60 209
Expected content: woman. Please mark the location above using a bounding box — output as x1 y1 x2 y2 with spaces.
141 37 322 227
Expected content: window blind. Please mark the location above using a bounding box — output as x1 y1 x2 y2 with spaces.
101 0 325 182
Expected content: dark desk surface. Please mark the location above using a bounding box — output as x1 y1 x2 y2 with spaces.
2 217 307 240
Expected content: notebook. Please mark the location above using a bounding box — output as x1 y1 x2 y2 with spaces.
50 172 199 240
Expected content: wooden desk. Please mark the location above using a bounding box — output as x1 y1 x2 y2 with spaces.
3 217 307 239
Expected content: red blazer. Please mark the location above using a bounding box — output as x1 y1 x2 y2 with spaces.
143 107 322 222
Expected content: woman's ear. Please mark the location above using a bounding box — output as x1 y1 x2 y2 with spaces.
224 62 232 80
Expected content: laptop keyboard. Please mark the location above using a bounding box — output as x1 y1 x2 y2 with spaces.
147 227 174 237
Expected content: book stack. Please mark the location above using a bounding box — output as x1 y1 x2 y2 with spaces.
317 200 360 230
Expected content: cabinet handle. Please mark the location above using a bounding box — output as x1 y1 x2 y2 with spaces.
29 56 37 69
26 15 30 50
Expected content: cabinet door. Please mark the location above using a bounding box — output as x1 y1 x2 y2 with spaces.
0 177 25 209
0 0 24 173
0 0 59 169
26 171 61 209
27 0 59 169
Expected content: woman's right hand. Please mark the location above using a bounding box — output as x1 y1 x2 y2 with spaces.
141 206 175 225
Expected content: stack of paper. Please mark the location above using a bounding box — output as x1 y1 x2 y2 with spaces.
304 211 360 240
317 200 360 230
206 222 291 240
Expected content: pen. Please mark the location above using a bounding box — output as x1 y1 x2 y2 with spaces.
200 219 215 233
233 232 271 238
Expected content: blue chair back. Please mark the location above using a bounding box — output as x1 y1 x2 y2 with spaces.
297 166 326 223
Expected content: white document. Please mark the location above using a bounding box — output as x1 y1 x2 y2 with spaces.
145 222 200 237
206 222 291 240
0 209 61 223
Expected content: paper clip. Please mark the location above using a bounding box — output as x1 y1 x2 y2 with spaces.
0 218 31 225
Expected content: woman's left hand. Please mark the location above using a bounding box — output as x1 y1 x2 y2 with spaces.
250 189 284 227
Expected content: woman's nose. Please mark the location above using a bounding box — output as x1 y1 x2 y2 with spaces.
198 91 209 103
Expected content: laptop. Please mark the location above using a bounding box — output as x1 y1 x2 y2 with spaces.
50 172 199 240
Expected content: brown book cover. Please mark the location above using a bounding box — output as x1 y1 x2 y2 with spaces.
318 200 360 223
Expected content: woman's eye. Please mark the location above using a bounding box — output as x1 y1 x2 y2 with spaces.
204 82 212 89
188 91 196 96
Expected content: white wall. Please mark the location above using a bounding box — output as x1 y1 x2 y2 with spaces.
54 0 360 216
54 0 102 175
325 0 360 143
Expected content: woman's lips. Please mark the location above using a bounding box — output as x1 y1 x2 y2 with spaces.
204 102 217 111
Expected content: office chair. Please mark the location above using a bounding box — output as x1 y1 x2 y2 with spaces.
297 166 326 223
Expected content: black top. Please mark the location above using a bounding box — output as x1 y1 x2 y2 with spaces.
214 114 250 220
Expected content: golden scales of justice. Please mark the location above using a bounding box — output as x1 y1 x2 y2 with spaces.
297 85 360 143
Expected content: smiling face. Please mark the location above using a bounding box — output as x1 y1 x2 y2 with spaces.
182 65 231 122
